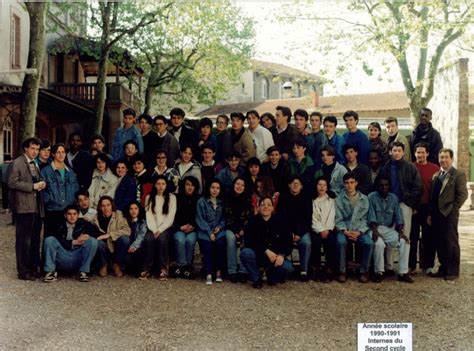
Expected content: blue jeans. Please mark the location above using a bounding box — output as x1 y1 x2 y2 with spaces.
296 233 311 272
225 230 248 274
43 236 98 273
174 231 197 266
336 231 373 273
199 237 226 275
240 248 294 283
96 236 130 267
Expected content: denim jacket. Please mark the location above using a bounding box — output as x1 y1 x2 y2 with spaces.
196 197 226 241
368 191 403 228
335 191 369 234
111 126 144 161
314 162 348 197
41 164 79 211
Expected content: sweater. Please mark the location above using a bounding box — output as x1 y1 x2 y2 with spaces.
311 195 336 233
145 194 177 234
343 129 370 165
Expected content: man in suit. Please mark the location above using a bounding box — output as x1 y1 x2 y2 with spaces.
66 132 94 190
428 148 468 280
7 137 46 280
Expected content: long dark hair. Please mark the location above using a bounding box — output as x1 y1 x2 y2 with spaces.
232 176 248 198
124 200 146 222
178 175 200 196
97 195 116 216
203 178 222 199
146 175 170 215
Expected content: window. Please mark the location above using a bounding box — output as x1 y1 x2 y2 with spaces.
3 118 13 159
11 14 20 69
261 78 269 99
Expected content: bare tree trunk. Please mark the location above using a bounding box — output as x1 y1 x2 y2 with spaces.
94 49 109 134
144 84 154 115
20 2 47 145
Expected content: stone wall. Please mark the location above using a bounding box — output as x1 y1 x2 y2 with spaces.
428 58 470 178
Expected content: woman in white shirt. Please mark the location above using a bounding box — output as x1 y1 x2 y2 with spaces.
88 153 118 209
311 176 336 283
144 175 177 280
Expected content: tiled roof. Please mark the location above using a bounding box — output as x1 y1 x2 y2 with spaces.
251 59 320 81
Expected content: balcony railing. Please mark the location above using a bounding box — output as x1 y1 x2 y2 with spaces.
51 82 140 110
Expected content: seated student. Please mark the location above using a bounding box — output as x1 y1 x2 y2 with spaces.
150 149 180 193
200 143 223 190
216 151 246 197
114 160 137 212
174 145 203 194
144 176 177 280
224 177 251 283
314 145 347 197
240 196 294 289
91 196 131 278
88 153 119 209
278 176 312 282
43 205 98 283
131 154 153 205
198 117 217 152
311 177 336 283
173 176 200 279
259 146 291 194
343 144 371 195
289 138 317 190
369 176 413 283
75 189 97 222
243 157 260 195
123 201 148 278
335 172 374 283
367 122 388 162
196 179 227 285
250 176 280 215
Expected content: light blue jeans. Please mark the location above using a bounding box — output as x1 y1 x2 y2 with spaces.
225 230 248 275
373 225 410 275
295 232 311 273
174 231 197 266
43 236 98 273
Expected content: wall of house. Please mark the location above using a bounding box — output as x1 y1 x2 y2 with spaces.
428 58 470 179
0 1 29 87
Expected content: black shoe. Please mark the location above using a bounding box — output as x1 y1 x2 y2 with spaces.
183 266 194 280
237 273 248 283
320 271 330 283
428 271 444 278
229 274 238 283
385 269 396 277
300 272 309 282
173 266 184 278
373 273 384 283
252 279 263 289
398 274 414 283
77 272 89 283
19 272 36 281
444 275 459 281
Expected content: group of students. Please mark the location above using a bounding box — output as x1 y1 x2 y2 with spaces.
7 105 468 288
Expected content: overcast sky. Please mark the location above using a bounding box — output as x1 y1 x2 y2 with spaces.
237 1 473 96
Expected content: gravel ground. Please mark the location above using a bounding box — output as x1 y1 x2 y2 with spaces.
0 211 473 350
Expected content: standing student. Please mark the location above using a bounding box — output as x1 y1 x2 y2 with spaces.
8 137 46 280
173 176 200 279
314 145 348 197
384 116 411 162
307 112 328 169
138 114 160 168
66 133 94 190
428 149 467 280
367 122 388 162
153 115 180 167
215 114 232 165
37 139 51 170
311 177 336 283
198 117 217 152
260 112 277 135
223 112 256 167
111 108 144 161
41 144 80 235
409 108 443 165
246 110 274 163
114 160 137 212
174 145 203 194
272 106 298 161
168 107 199 156
144 176 177 280
196 179 227 285
342 110 370 165
323 115 345 164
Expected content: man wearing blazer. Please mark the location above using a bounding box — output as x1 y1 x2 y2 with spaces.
7 137 46 280
428 148 468 280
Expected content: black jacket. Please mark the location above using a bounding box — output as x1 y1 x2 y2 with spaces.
173 193 199 228
278 192 312 236
244 214 293 266
272 124 298 156
170 124 199 156
260 161 291 193
66 150 94 190
46 218 99 250
410 123 443 165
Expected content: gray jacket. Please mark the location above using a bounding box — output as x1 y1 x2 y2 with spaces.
7 155 44 216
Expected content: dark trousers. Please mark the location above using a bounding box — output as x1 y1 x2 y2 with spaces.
432 210 460 277
410 205 436 269
199 237 226 275
142 230 171 272
15 213 42 276
310 230 336 271
44 210 65 235
96 236 131 267
125 248 145 275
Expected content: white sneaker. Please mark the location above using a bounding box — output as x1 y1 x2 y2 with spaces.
206 274 213 285
215 275 223 283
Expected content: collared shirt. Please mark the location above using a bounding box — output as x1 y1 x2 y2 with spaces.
368 191 403 227
277 125 288 134
67 151 78 168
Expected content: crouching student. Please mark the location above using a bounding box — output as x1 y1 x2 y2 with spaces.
124 201 149 279
91 196 131 277
144 176 177 280
311 177 337 283
43 205 98 283
196 179 227 285
240 196 294 289
369 176 413 283
173 176 200 279
335 172 374 283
